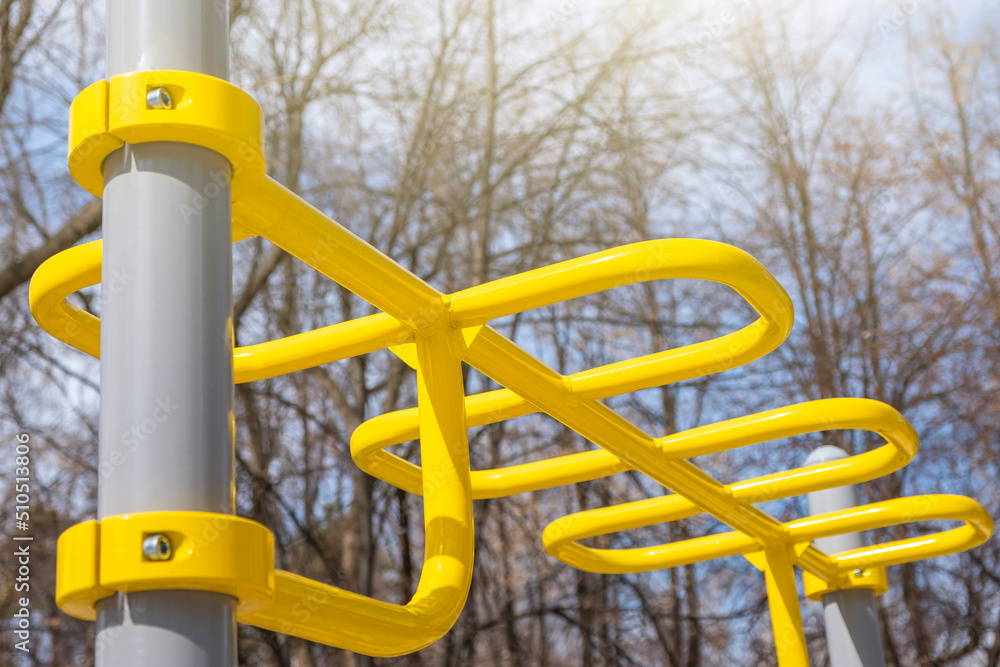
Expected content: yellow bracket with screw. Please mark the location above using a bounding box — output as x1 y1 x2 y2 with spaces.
56 512 275 621
68 70 265 200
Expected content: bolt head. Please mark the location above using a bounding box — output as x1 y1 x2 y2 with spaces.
142 534 172 561
146 87 172 110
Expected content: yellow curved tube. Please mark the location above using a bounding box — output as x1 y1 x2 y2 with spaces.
233 314 409 383
28 241 102 358
352 392 625 498
447 238 788 329
27 234 414 383
545 493 755 574
544 493 991 581
786 494 993 571
243 330 474 656
354 394 914 501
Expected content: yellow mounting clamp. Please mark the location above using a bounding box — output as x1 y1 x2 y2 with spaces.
56 512 275 621
802 564 888 600
68 71 265 198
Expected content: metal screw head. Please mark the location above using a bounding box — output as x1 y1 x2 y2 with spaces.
146 87 172 110
853 569 864 577
142 534 172 561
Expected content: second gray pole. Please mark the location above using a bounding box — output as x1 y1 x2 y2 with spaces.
805 445 887 667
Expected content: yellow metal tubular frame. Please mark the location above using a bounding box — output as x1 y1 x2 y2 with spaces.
32 70 994 663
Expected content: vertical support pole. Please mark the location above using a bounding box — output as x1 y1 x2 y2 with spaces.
761 546 810 667
806 446 887 667
95 1 235 666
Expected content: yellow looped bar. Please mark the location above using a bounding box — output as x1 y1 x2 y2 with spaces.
33 71 992 664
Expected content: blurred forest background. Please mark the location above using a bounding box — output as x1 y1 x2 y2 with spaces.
1 0 998 664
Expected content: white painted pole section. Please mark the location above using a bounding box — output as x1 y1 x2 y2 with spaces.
805 445 887 667
95 1 236 665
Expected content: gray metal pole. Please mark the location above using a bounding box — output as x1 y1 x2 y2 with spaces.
95 1 236 665
805 445 886 667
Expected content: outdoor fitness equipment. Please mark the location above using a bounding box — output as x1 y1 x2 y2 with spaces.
29 31 991 667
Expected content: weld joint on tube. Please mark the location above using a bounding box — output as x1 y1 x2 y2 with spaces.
560 374 582 407
410 296 454 340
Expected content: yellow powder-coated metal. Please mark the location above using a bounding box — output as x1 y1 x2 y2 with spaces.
241 331 475 652
760 545 811 665
69 71 265 197
540 397 916 574
32 70 993 664
57 512 275 620
67 80 124 199
55 520 111 621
